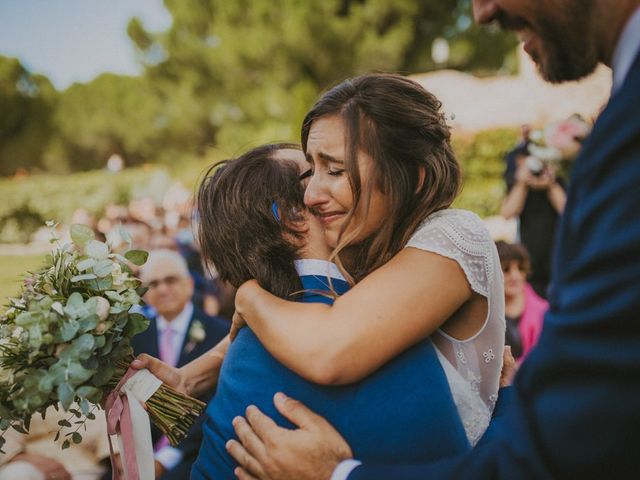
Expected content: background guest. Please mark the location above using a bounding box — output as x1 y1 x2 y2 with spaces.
131 249 229 479
500 140 566 298
496 241 547 363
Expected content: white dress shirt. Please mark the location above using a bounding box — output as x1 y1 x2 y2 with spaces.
154 301 194 470
612 6 640 93
331 8 640 480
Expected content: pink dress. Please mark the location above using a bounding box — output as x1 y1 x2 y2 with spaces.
518 283 548 361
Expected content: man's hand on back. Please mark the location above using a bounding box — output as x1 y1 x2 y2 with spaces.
226 392 353 480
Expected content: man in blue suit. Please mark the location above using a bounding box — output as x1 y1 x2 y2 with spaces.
132 249 229 480
227 1 640 478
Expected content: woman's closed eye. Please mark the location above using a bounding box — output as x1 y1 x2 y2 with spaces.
299 169 313 181
328 168 345 176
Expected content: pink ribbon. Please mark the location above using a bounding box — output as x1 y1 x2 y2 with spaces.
104 367 142 480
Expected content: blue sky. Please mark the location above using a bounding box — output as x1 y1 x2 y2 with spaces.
0 0 172 90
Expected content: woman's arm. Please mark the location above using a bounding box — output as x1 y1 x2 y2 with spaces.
235 248 476 385
132 335 230 397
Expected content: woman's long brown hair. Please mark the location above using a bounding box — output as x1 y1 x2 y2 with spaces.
301 74 461 282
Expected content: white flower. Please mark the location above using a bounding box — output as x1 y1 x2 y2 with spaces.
91 296 111 321
188 320 206 344
111 263 128 287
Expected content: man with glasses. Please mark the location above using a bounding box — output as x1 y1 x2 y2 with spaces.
132 249 229 480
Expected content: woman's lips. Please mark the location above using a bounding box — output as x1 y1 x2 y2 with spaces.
317 212 345 226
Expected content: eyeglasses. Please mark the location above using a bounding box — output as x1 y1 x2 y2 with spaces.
147 275 182 289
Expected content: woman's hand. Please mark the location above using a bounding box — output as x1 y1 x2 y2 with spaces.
231 311 247 341
500 346 517 388
131 354 187 395
232 279 262 340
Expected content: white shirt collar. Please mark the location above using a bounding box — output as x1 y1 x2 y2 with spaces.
294 259 346 281
156 301 194 337
612 6 640 93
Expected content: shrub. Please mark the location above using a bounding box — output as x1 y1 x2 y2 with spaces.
0 128 520 242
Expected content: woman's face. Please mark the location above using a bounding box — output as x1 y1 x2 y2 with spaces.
303 115 386 249
502 260 527 297
274 148 331 260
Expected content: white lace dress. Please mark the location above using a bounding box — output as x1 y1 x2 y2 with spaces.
406 209 505 446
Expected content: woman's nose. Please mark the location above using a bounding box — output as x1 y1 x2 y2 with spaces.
304 174 329 208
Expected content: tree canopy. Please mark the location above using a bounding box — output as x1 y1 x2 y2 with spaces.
0 0 517 175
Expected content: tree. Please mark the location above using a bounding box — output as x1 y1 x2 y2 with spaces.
49 73 165 171
128 0 517 153
0 56 56 175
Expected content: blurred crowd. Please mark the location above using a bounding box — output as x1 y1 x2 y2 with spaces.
62 186 236 321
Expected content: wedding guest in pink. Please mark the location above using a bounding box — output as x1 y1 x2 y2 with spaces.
496 241 547 363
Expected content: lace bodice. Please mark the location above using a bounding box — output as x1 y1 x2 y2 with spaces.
406 209 505 445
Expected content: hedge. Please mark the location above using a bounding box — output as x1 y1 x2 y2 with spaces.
0 128 519 243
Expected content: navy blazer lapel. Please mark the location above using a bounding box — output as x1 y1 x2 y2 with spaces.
133 315 160 359
177 311 198 367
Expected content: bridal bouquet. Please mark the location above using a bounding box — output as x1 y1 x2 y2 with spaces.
0 223 205 456
526 114 591 175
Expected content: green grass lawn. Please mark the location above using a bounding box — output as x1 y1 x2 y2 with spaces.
0 254 45 303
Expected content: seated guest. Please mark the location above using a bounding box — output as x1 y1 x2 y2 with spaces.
496 241 548 362
132 249 229 480
0 405 112 480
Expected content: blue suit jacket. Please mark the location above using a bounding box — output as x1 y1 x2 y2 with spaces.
350 51 640 479
129 305 229 480
192 272 469 479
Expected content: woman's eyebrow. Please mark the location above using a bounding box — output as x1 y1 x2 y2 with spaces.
318 151 344 164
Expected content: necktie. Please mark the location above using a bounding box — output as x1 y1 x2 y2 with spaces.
156 325 178 453
159 325 177 367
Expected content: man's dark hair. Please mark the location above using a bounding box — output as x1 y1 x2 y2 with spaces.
196 143 306 299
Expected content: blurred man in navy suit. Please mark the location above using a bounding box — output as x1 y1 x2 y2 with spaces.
226 1 640 479
133 249 229 479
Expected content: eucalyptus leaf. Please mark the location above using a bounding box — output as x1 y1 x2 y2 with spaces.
57 383 74 410
93 276 113 291
76 385 100 400
123 313 150 337
78 314 99 334
67 362 94 383
104 291 124 302
124 250 148 266
94 335 106 348
71 273 98 283
76 258 97 272
72 333 95 353
86 240 109 260
70 224 95 246
93 259 113 278
64 293 85 319
59 321 79 342
38 373 56 393
51 301 65 317
119 225 133 245
80 398 90 415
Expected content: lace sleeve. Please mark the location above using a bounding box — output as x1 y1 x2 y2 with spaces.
405 209 494 298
